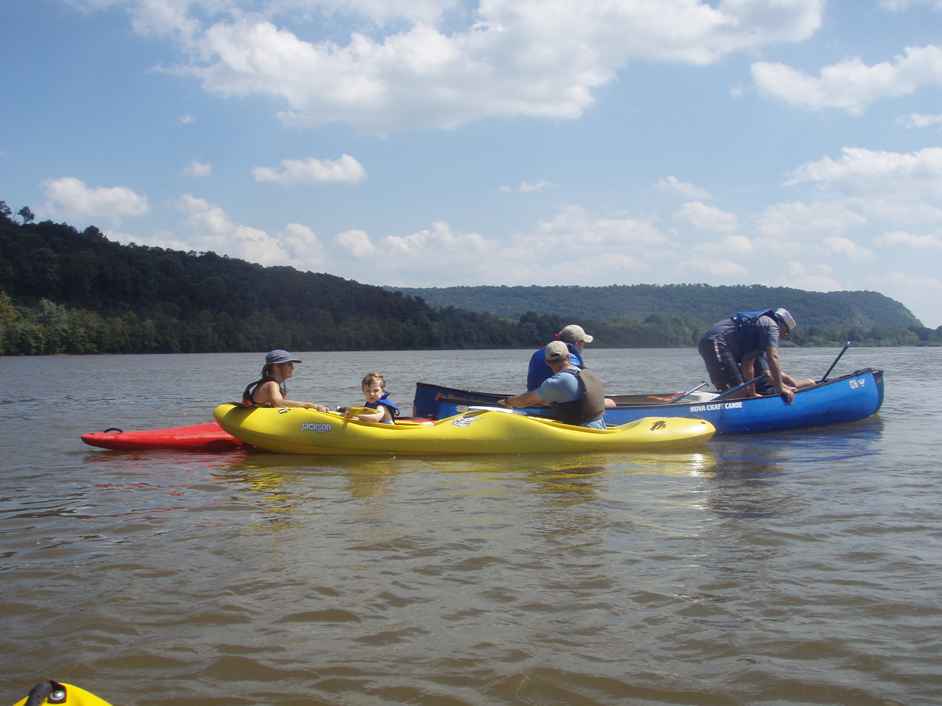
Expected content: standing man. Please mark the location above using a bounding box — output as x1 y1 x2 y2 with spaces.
503 341 607 428
697 307 805 404
527 323 594 390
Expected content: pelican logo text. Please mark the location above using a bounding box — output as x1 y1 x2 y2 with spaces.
301 423 333 433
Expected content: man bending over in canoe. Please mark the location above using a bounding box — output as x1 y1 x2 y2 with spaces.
500 341 607 428
697 308 813 404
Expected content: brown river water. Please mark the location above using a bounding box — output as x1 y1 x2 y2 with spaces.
1 347 940 705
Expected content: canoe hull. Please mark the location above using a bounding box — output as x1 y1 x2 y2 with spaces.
414 369 884 434
81 421 242 451
213 404 715 455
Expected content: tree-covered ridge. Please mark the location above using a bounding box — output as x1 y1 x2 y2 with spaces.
0 204 534 354
1 200 939 355
394 284 938 345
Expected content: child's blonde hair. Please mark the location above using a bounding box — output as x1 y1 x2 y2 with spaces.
361 371 386 389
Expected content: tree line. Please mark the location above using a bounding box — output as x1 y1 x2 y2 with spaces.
1 200 939 355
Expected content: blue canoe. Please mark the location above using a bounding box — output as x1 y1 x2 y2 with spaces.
413 368 884 434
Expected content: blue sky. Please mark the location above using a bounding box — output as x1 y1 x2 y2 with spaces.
3 0 942 327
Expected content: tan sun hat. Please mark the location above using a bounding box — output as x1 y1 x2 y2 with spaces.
544 340 571 362
558 324 594 344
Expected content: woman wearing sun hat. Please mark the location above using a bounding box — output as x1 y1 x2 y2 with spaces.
242 349 328 410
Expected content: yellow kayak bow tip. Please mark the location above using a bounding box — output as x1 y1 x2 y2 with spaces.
12 681 111 706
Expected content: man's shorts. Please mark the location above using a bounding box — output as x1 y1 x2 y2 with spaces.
697 337 743 391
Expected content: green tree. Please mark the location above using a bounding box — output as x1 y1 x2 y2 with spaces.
17 206 35 224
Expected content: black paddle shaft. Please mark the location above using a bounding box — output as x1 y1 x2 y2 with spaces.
819 342 851 383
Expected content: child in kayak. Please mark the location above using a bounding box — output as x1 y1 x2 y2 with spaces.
349 371 400 424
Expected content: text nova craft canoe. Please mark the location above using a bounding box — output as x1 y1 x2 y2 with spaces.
413 368 884 435
213 404 715 455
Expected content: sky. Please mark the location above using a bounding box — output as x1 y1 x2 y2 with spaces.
3 0 942 327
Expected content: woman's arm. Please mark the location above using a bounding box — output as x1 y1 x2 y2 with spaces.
257 381 327 410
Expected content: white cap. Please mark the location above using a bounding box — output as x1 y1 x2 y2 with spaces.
544 340 571 362
774 307 797 333
558 324 594 344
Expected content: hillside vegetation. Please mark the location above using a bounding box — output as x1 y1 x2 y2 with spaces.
0 205 526 354
394 285 938 347
1 200 938 355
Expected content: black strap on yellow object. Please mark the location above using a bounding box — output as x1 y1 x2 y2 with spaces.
14 681 112 706
25 681 66 706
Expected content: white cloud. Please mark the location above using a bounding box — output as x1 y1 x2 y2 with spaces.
183 160 213 176
500 179 551 193
336 229 376 257
263 0 458 26
779 261 842 291
330 206 675 286
880 0 942 10
178 194 323 268
674 201 738 233
253 154 366 184
754 200 867 254
681 259 748 277
42 177 149 221
874 230 942 249
822 236 872 259
752 45 942 114
177 114 196 125
786 147 942 200
90 0 824 131
693 235 754 256
898 113 942 128
656 176 711 200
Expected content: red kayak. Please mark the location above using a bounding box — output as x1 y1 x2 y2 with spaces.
81 421 243 451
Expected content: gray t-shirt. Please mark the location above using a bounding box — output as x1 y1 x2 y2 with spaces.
536 366 581 403
704 315 780 360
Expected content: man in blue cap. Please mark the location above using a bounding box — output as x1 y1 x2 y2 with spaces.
697 307 809 404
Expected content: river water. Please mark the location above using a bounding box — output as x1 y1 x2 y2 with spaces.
1 347 940 705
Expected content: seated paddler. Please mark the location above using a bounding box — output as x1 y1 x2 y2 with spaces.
349 371 400 424
526 323 592 390
242 349 328 410
500 340 607 429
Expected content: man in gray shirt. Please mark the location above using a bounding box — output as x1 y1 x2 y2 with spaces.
697 307 806 404
500 341 607 428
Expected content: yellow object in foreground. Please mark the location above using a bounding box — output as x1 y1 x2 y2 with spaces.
213 404 715 455
12 681 112 706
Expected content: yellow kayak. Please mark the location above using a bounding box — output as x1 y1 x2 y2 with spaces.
213 404 715 455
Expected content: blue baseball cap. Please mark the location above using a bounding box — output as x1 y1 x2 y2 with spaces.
265 349 301 365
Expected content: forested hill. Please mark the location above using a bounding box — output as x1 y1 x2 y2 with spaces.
1 202 938 354
394 284 930 343
0 209 530 354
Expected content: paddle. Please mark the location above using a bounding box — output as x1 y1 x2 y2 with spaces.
666 381 708 404
712 374 766 402
818 341 851 383
467 405 516 414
